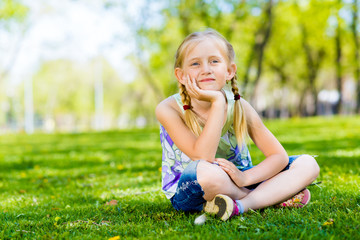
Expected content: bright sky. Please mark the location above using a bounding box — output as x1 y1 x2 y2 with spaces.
1 0 142 93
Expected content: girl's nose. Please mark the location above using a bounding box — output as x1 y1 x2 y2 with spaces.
201 63 212 73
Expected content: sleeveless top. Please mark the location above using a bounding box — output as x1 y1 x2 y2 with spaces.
159 88 252 199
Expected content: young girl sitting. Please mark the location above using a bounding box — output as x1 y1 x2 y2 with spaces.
156 29 320 221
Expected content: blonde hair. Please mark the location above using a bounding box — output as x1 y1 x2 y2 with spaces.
175 29 248 146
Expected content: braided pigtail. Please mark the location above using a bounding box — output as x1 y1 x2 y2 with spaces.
230 76 249 146
179 83 202 136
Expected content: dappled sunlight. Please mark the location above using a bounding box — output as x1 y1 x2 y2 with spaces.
0 117 359 238
327 148 360 158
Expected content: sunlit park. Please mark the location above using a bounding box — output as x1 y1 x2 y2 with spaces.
1 0 360 239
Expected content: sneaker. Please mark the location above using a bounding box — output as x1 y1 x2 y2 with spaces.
203 194 239 221
278 188 311 208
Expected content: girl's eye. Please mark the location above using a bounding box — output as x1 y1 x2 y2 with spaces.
211 60 219 63
191 62 199 66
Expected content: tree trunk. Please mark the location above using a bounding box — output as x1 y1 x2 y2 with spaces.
251 0 273 102
242 0 274 100
269 62 290 116
352 0 360 113
301 25 324 116
334 18 343 114
298 89 307 117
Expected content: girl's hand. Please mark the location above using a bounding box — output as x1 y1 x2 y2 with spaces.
215 158 247 187
184 75 223 103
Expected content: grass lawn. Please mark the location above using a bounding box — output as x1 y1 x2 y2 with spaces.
0 116 359 239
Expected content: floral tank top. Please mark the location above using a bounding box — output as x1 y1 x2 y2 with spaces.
159 89 252 199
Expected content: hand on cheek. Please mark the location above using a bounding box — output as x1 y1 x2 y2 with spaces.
183 74 224 103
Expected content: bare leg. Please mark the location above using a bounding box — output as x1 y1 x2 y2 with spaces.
240 155 320 212
196 160 251 201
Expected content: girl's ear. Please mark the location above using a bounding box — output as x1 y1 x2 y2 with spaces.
175 68 186 85
227 63 237 80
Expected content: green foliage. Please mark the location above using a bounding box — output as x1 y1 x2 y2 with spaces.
2 0 360 129
0 0 28 22
128 0 360 119
27 58 127 129
0 116 359 239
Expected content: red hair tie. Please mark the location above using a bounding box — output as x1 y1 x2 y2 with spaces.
183 105 191 110
234 93 241 101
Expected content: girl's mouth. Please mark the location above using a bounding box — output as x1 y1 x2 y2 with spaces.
199 78 215 82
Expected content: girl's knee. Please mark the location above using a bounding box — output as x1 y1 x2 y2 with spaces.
294 154 320 180
196 160 229 190
304 154 320 176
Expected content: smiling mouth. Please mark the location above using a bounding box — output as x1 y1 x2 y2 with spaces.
199 78 215 82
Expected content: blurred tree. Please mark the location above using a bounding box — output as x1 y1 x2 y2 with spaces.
104 0 359 124
0 0 29 81
264 1 302 117
28 58 124 131
0 0 29 131
334 0 344 114
0 0 27 21
351 0 360 113
293 1 332 116
96 57 129 128
29 60 92 131
242 0 274 103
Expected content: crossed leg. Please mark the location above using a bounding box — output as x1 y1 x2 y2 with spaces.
197 155 320 212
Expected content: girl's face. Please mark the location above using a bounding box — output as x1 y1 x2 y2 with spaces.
175 39 236 91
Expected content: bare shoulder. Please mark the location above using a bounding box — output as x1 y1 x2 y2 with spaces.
240 98 264 128
155 96 182 124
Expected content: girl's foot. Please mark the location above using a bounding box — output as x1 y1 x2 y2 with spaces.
203 194 239 221
278 188 311 208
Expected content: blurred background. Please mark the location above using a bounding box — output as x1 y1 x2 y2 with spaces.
0 0 359 134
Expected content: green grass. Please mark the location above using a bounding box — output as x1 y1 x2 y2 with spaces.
0 116 359 239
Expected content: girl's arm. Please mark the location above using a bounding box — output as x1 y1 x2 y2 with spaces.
217 99 288 187
156 77 226 162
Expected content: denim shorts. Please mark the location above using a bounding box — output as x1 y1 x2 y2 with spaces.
170 155 302 212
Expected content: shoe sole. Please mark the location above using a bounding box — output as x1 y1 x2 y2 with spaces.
203 194 234 221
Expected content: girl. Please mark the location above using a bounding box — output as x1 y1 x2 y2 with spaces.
156 29 320 221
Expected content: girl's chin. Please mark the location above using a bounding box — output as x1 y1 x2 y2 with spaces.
198 85 223 91
199 88 222 92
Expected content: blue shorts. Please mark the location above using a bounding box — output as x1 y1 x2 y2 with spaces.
170 155 302 212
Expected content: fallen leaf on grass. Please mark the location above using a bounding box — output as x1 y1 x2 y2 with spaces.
322 219 334 226
105 200 118 206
